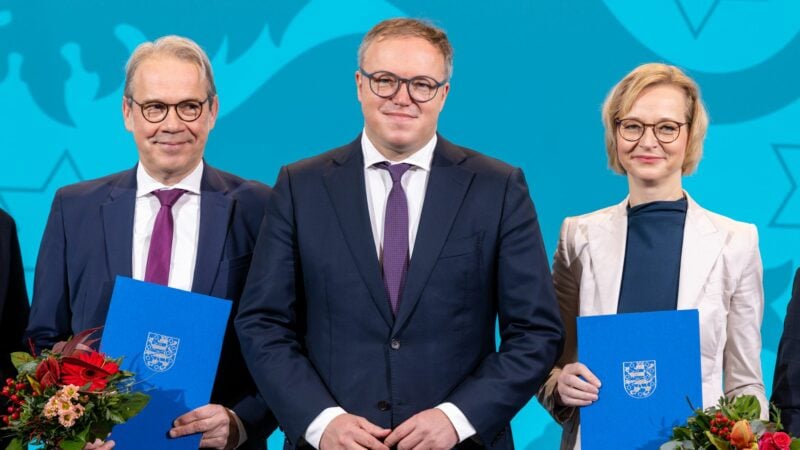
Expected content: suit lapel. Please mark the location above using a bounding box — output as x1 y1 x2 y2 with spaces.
101 168 137 280
323 140 394 327
192 165 234 295
676 195 726 310
393 138 474 331
587 198 628 315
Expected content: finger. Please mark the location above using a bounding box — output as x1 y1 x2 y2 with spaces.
353 429 390 450
174 404 219 426
198 435 227 449
102 441 116 450
566 362 602 388
358 417 391 439
170 416 219 437
384 420 415 447
397 430 425 450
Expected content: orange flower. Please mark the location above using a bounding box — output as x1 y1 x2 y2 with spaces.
729 420 755 449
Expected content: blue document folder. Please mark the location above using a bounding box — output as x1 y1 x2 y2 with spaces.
578 309 702 449
99 276 232 449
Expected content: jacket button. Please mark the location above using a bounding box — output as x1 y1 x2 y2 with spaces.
377 400 391 411
390 339 400 350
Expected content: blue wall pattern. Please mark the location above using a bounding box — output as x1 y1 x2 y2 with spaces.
2 1 799 448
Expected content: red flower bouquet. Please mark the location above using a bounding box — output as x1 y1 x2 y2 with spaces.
661 395 800 450
0 329 149 450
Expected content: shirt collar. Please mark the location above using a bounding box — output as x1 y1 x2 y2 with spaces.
361 130 436 171
136 160 204 198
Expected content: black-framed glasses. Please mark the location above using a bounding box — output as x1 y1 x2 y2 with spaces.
359 68 446 103
616 118 689 144
127 96 210 123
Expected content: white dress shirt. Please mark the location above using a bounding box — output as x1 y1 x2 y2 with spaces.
304 132 476 448
132 161 247 446
132 162 202 289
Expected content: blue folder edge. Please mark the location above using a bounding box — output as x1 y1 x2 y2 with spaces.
577 309 702 449
99 276 232 449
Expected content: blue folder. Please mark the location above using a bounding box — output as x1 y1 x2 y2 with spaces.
99 276 232 449
578 309 702 450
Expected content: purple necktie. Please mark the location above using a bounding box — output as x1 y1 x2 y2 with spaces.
144 189 187 286
376 162 412 315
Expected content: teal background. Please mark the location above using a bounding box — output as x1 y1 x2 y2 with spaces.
2 1 799 448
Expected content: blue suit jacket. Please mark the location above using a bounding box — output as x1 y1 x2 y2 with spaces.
773 268 800 433
235 136 564 449
26 163 277 449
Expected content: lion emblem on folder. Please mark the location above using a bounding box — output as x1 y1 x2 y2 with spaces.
143 332 180 373
622 360 657 399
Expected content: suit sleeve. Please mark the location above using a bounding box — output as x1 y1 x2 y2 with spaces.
774 268 800 433
537 217 580 423
723 224 767 418
0 211 30 380
25 190 72 351
235 167 339 445
443 168 565 444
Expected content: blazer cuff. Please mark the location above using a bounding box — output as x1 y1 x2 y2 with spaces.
305 406 347 449
436 402 476 442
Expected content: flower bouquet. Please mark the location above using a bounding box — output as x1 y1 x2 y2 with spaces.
0 329 149 450
661 395 800 449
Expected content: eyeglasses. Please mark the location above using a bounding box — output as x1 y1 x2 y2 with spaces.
616 118 689 144
359 68 446 103
127 96 210 123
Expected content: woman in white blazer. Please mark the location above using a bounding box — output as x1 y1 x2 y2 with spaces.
538 63 767 449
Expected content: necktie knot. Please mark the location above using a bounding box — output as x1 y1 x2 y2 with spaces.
375 162 412 183
152 189 187 208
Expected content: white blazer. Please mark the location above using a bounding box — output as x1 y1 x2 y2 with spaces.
538 193 767 450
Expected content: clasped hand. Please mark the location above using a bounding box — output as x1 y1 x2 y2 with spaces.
320 408 458 450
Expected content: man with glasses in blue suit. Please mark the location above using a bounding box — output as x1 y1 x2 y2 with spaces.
26 35 275 450
236 18 563 450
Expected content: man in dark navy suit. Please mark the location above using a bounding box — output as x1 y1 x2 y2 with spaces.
236 18 563 450
0 209 29 449
773 268 800 434
26 35 275 450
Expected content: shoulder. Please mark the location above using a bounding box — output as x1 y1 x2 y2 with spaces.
0 208 16 234
54 169 132 203
205 166 271 199
690 200 758 252
442 138 518 178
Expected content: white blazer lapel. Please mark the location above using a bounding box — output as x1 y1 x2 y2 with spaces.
677 194 728 310
587 198 629 315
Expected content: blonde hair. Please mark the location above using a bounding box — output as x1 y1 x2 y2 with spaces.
601 63 708 175
358 18 453 80
124 35 216 104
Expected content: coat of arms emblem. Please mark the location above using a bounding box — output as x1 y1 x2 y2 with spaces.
143 332 180 372
622 360 656 399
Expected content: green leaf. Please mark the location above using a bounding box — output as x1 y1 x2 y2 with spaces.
59 439 86 450
114 392 150 420
9 352 33 371
705 431 731 450
4 438 23 450
790 439 800 450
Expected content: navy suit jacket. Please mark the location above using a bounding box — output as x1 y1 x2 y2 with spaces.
773 268 800 433
0 209 29 449
235 136 564 449
26 163 277 449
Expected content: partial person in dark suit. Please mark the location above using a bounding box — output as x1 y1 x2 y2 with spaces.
25 35 275 450
235 18 564 450
0 209 30 448
773 269 800 434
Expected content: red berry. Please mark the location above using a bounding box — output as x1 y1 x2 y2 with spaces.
6 406 13 413
1 387 9 395
1 416 8 424
15 383 24 390
711 427 718 433
5 378 14 386
10 394 18 402
10 412 18 420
